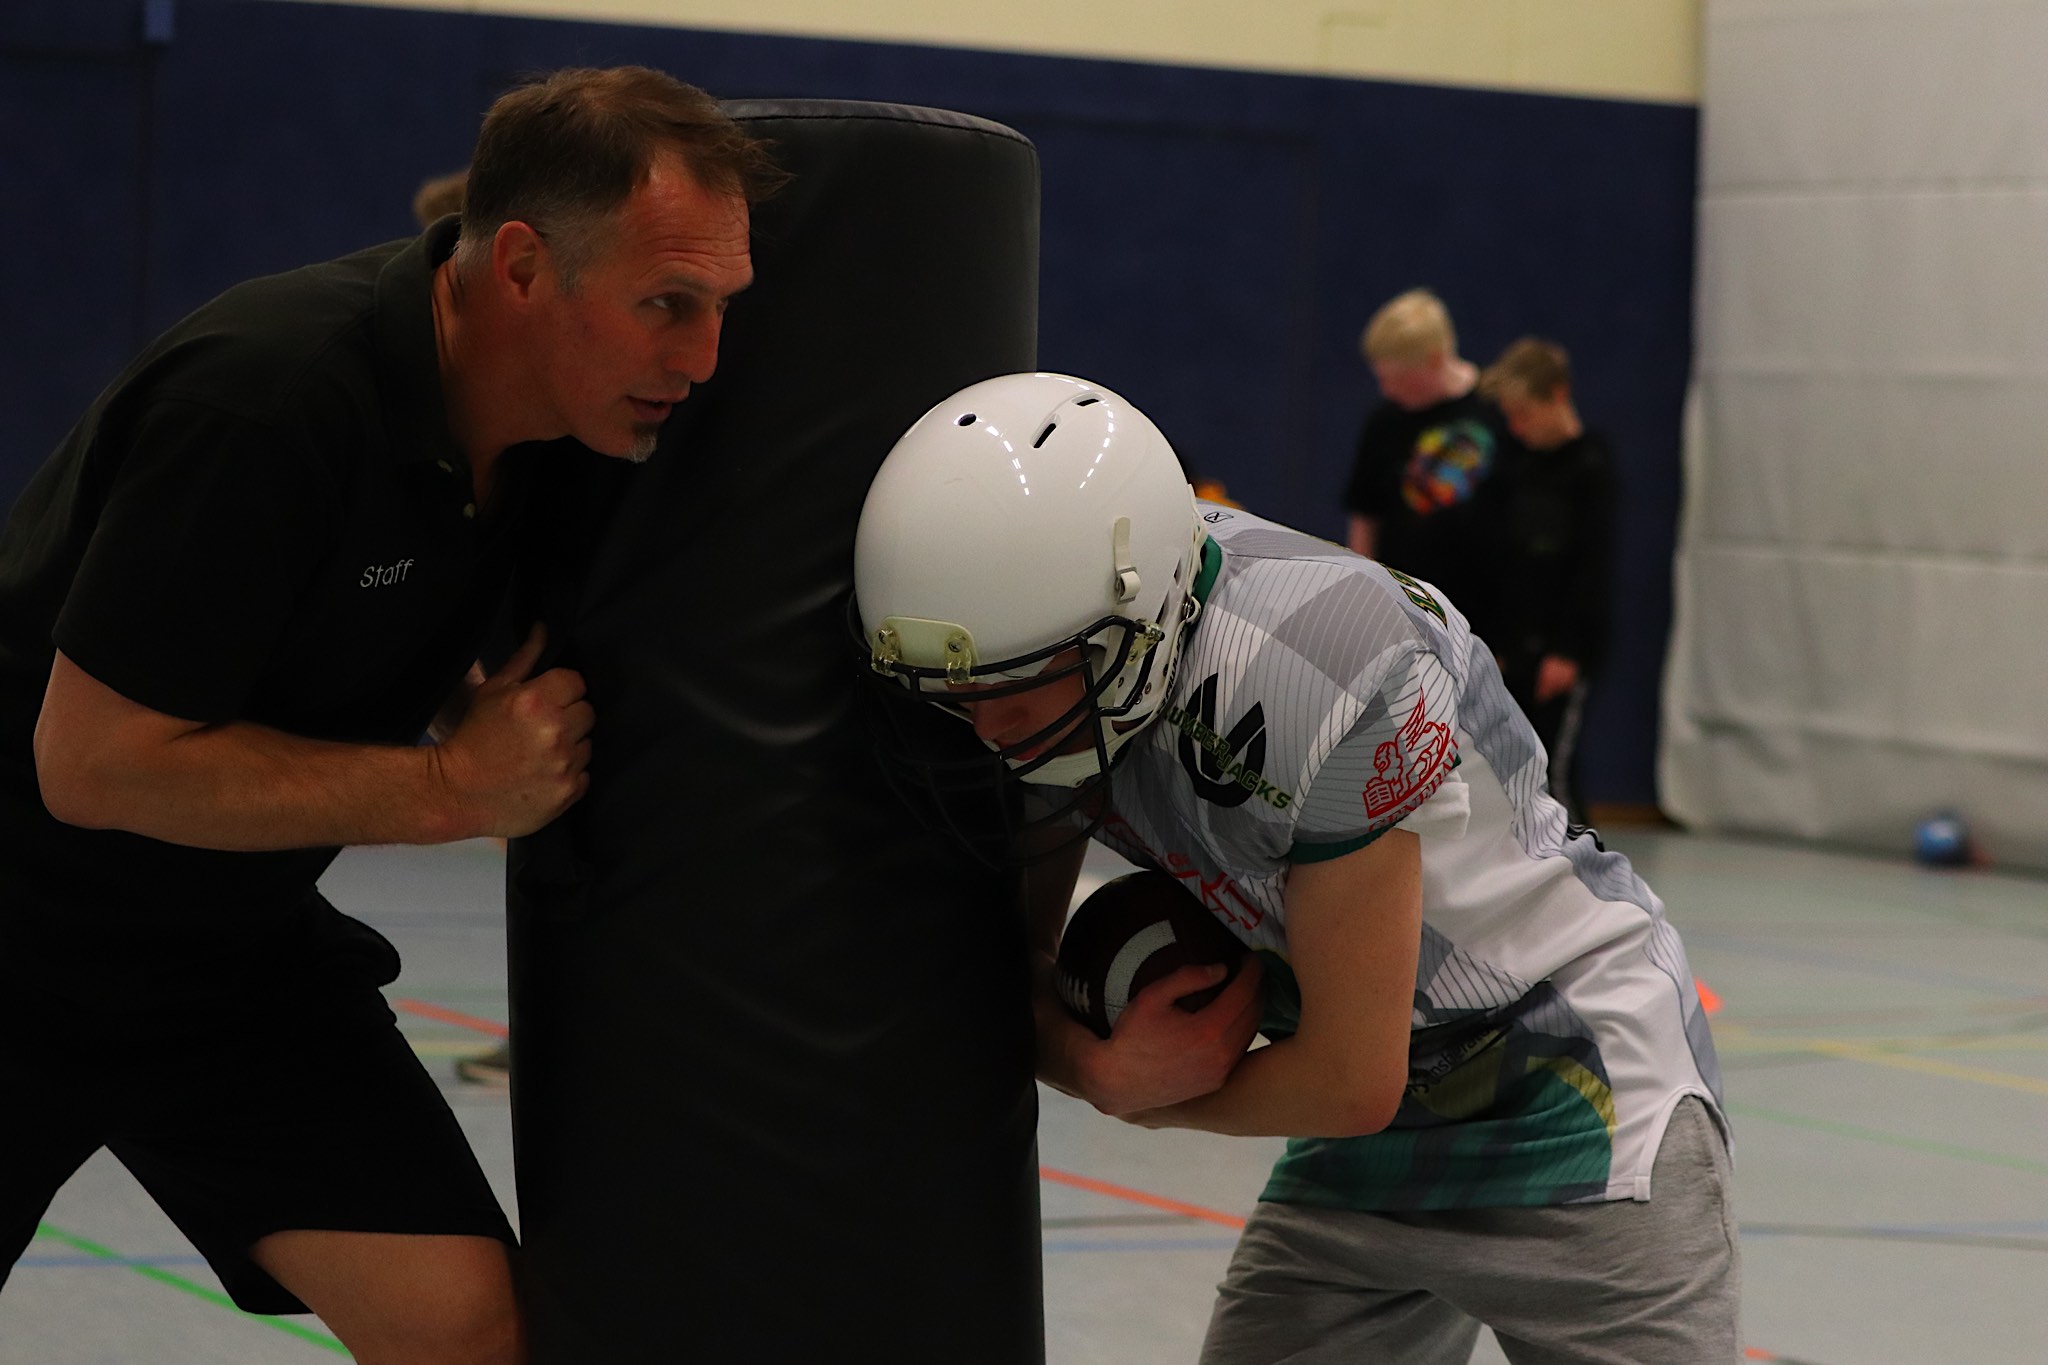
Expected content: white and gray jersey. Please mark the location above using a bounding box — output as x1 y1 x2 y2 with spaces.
1093 503 1724 1210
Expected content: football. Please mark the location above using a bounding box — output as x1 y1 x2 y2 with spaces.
1054 869 1249 1039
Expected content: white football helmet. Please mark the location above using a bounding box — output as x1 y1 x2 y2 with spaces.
856 372 1205 788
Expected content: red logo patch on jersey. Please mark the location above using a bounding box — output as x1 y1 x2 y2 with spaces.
1363 694 1456 823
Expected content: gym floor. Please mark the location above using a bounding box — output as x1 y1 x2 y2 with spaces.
5 828 2045 1363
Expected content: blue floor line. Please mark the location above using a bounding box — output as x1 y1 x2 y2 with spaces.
18 1254 212 1270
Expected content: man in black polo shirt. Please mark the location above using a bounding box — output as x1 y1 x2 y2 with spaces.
0 67 776 1360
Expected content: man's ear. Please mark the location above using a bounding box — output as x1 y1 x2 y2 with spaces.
491 221 546 303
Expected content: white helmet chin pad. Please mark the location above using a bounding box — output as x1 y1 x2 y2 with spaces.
856 373 1206 789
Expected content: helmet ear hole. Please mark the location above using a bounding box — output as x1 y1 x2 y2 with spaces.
956 412 977 426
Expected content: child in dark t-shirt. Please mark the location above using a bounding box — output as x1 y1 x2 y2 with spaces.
1340 289 1512 645
1481 336 1619 824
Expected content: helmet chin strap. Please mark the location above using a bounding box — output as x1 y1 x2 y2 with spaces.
1007 749 1105 789
1112 515 1142 603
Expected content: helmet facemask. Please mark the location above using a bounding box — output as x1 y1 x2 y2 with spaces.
857 614 1129 867
862 578 1198 869
887 613 1161 773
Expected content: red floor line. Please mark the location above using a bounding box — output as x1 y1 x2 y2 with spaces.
392 997 508 1038
1038 1165 1248 1230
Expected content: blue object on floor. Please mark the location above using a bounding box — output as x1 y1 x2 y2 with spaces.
1913 811 1971 866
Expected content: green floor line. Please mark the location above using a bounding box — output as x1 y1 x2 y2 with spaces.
32 1224 349 1356
1727 1101 2048 1177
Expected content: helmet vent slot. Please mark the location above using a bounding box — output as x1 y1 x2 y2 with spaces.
956 413 977 426
1033 422 1059 448
1075 397 1100 407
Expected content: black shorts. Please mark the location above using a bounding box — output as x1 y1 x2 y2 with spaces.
0 931 515 1315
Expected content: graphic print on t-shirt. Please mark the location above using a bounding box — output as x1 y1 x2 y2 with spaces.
1400 418 1496 515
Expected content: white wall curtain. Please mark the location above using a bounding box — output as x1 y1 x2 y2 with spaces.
1663 0 2048 868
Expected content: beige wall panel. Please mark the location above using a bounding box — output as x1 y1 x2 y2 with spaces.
271 0 1700 103
1668 0 2048 868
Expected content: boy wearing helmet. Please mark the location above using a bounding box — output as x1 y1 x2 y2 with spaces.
856 373 1736 1362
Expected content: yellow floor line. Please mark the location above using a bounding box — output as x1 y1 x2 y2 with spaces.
1798 1038 2048 1096
1715 1024 2048 1055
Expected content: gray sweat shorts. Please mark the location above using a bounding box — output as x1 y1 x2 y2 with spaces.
1202 1096 1740 1364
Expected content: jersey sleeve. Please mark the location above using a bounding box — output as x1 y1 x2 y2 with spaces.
54 398 339 723
1289 644 1469 862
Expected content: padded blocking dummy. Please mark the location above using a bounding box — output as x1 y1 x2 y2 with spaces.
505 103 1045 1361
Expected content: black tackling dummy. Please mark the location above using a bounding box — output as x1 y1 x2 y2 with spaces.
504 102 1045 1362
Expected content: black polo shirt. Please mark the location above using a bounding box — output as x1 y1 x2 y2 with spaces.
0 219 572 1004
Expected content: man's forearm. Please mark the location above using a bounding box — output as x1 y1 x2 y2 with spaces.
37 630 589 851
39 716 478 852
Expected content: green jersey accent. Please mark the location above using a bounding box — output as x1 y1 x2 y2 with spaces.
1267 1052 1617 1211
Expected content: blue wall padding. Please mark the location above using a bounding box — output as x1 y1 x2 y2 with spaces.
0 0 1697 805
2 51 154 456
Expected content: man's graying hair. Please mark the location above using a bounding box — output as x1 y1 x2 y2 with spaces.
453 66 783 285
